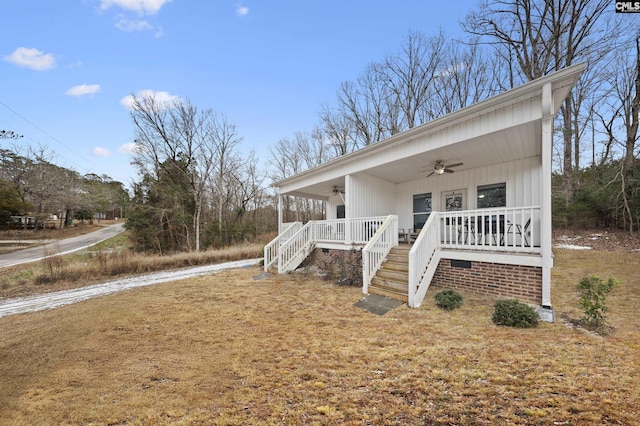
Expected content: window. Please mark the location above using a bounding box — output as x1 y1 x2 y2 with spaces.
336 205 345 219
477 183 506 208
413 193 432 230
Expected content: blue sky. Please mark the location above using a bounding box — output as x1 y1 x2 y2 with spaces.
0 0 478 187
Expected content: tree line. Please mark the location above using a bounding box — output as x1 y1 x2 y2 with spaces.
0 146 128 229
1 1 638 251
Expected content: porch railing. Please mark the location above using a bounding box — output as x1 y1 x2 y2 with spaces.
408 213 441 308
313 219 346 242
266 216 391 273
439 206 540 253
263 221 301 272
278 222 314 273
350 216 387 244
362 215 398 294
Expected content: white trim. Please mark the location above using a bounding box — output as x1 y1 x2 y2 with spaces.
540 82 554 307
439 250 547 268
315 242 364 251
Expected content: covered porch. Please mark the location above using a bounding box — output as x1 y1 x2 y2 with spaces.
265 65 584 310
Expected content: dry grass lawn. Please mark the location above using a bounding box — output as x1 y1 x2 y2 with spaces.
0 249 638 425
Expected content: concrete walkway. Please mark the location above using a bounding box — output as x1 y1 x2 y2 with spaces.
0 258 260 318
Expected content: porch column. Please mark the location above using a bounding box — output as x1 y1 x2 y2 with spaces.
540 82 554 308
344 174 352 242
277 191 283 234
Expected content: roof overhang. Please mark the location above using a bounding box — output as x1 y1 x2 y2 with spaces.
275 64 585 199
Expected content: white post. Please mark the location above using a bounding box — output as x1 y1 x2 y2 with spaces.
344 175 352 243
277 192 283 235
540 82 554 308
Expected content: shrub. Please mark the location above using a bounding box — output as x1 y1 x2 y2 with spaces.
578 275 618 327
434 289 463 311
492 299 539 328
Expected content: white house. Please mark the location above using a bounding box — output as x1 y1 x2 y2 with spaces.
264 64 585 315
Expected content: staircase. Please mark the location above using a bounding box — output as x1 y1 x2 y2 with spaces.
369 245 409 302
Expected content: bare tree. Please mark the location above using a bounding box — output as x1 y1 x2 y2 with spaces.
429 38 500 117
376 30 446 128
320 105 354 156
0 130 23 140
129 92 233 251
463 0 614 202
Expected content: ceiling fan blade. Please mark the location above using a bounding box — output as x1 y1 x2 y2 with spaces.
444 168 455 173
445 162 463 168
426 171 435 177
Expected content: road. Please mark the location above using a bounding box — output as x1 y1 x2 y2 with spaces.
0 223 126 269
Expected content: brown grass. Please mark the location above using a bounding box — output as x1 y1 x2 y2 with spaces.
0 240 263 299
0 248 638 425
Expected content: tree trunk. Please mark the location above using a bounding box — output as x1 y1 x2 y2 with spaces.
561 99 573 204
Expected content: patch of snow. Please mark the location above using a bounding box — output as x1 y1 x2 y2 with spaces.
554 244 592 250
0 258 260 318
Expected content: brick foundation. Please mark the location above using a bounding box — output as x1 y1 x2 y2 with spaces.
431 258 542 304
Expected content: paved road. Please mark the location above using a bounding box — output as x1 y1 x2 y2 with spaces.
0 223 126 269
0 258 261 318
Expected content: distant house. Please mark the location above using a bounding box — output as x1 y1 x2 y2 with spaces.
264 64 585 316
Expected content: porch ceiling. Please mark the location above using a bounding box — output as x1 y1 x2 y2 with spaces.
369 120 541 184
284 120 541 199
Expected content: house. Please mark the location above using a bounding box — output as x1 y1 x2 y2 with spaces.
264 64 585 317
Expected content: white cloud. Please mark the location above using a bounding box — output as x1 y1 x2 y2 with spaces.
120 89 180 110
115 17 153 32
119 142 142 154
3 47 55 71
236 4 249 16
65 84 101 97
93 147 111 157
100 0 172 15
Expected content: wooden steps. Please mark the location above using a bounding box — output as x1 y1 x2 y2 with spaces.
369 246 410 303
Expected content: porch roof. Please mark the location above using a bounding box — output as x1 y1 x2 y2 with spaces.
274 64 585 200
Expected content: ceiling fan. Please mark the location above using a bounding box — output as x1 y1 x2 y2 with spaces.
426 161 463 177
332 186 345 203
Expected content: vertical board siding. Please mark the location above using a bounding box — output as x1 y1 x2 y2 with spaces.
396 157 541 231
349 172 397 218
326 194 344 220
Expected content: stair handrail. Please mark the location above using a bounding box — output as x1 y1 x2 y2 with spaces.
408 212 440 308
362 215 398 294
263 221 302 272
278 221 315 273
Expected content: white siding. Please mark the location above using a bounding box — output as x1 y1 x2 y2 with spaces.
326 194 344 220
396 157 541 231
348 172 398 218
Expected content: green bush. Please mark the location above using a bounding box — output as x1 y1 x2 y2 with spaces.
434 289 463 311
578 275 618 327
492 299 539 328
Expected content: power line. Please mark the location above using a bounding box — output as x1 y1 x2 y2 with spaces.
0 99 132 184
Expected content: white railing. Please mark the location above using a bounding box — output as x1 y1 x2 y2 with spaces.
313 219 346 242
362 215 398 294
439 206 540 253
278 222 314 273
408 213 440 308
265 216 391 274
350 216 387 244
263 221 302 272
